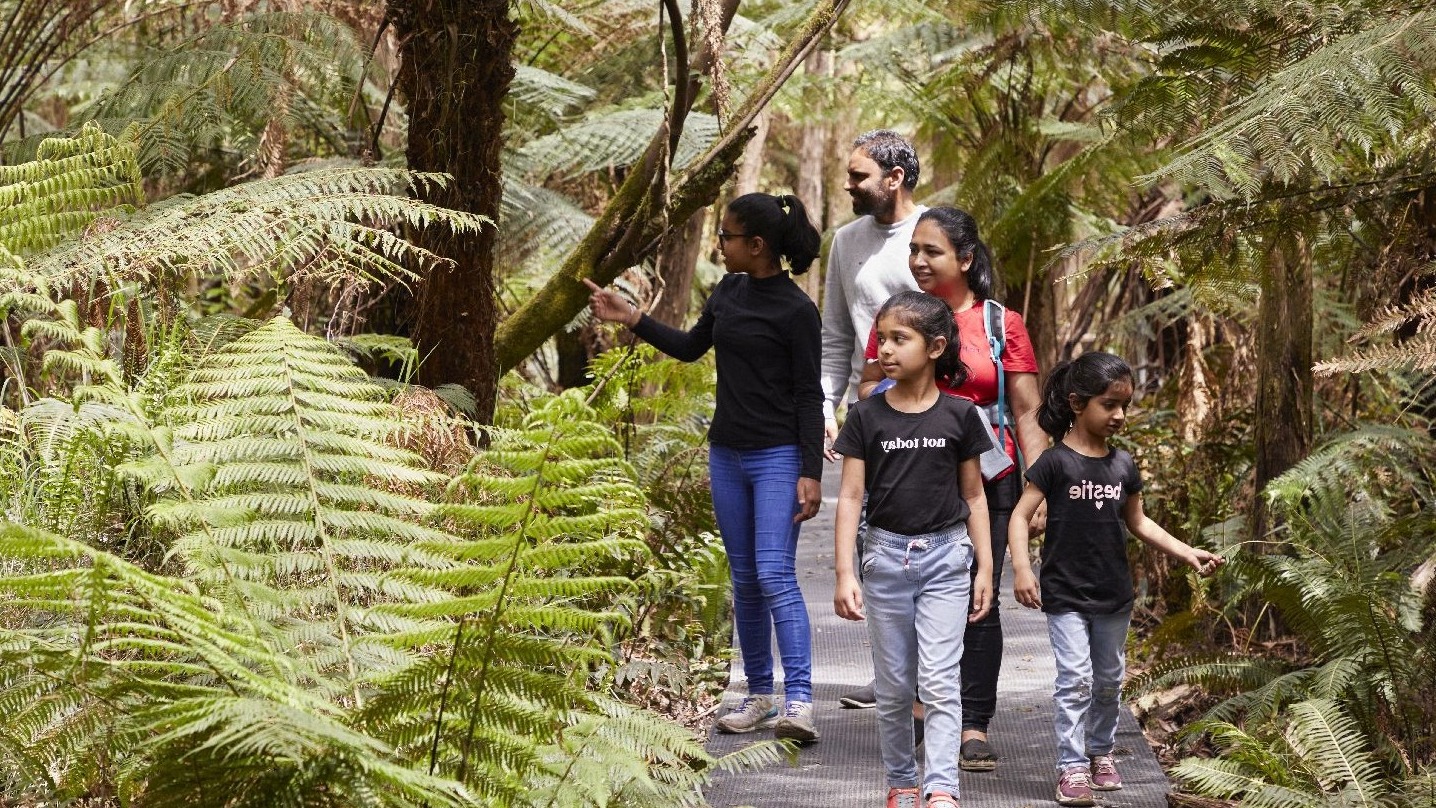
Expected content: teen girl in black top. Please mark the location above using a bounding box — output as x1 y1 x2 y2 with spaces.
584 193 825 744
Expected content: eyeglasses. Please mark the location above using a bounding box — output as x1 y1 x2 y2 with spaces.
716 230 749 242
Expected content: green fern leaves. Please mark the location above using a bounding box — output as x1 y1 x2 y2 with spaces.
0 122 143 262
122 317 451 693
0 323 723 805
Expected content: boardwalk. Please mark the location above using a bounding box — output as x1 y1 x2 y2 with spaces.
703 465 1172 807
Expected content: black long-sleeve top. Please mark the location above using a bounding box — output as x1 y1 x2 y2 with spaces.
631 271 824 480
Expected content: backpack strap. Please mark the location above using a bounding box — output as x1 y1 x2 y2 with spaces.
984 299 1026 470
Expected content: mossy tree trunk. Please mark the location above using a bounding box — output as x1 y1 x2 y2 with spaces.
388 0 515 424
492 0 852 373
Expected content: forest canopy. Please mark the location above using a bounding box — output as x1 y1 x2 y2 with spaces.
0 1 1433 806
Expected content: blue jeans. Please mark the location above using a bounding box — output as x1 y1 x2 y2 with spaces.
1046 610 1131 771
861 524 973 795
709 443 812 703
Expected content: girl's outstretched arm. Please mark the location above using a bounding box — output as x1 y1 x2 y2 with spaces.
1121 494 1225 576
1009 482 1046 609
958 456 993 623
834 455 867 621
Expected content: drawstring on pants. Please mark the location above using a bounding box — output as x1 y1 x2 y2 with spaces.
903 538 929 572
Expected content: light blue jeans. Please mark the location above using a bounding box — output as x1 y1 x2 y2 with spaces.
861 524 973 795
708 443 812 703
1046 610 1132 771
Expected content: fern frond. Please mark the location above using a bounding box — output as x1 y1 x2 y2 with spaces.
114 318 455 700
1284 699 1387 802
357 390 716 803
515 108 719 178
510 64 596 117
80 11 369 174
0 122 143 257
0 522 472 807
1145 10 1436 198
29 167 489 293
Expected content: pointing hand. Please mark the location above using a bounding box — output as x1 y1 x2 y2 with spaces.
582 278 640 327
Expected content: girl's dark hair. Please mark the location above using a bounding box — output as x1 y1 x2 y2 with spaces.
875 290 969 388
917 206 995 301
1037 351 1133 439
726 193 822 275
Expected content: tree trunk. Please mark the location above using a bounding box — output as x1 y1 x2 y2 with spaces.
493 0 852 372
652 209 709 328
1252 233 1313 540
554 326 590 390
793 48 831 303
735 110 769 196
388 0 515 425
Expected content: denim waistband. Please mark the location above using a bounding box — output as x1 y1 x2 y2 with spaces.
864 523 970 550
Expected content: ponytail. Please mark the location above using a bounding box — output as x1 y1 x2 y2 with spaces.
1037 361 1077 440
1037 352 1135 439
726 192 823 275
917 207 995 300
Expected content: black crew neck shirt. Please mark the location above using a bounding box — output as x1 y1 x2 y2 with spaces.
832 392 991 535
632 272 824 480
1025 442 1144 614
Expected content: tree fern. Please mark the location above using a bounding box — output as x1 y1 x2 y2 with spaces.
29 166 488 295
72 10 370 175
1142 10 1436 199
0 319 742 804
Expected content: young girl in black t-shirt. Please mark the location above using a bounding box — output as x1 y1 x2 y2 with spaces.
832 291 994 808
1007 352 1224 807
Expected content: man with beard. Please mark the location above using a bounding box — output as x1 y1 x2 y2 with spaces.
820 130 926 713
821 130 926 452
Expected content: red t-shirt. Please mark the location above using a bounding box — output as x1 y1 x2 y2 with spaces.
865 304 1038 470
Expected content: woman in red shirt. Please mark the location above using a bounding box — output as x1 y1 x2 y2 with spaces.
856 206 1047 772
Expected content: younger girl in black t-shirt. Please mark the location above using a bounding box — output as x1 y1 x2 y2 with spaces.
1007 352 1224 807
833 291 994 808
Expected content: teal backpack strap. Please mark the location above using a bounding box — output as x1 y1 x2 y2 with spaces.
984 299 1024 469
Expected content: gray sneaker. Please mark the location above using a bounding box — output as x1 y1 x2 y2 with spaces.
774 700 819 744
715 695 777 734
838 681 877 708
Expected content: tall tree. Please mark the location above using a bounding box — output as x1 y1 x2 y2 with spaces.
1252 232 1313 538
388 0 515 424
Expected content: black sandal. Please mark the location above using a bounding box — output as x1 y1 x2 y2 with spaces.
959 737 998 771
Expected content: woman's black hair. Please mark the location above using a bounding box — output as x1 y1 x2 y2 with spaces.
1037 351 1133 439
875 290 969 388
726 192 823 275
917 206 995 301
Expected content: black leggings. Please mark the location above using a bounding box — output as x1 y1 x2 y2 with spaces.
961 471 1019 732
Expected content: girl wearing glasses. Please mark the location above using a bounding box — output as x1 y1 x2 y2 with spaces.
584 192 825 743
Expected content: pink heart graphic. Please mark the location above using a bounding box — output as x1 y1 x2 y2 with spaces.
1095 501 1103 509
